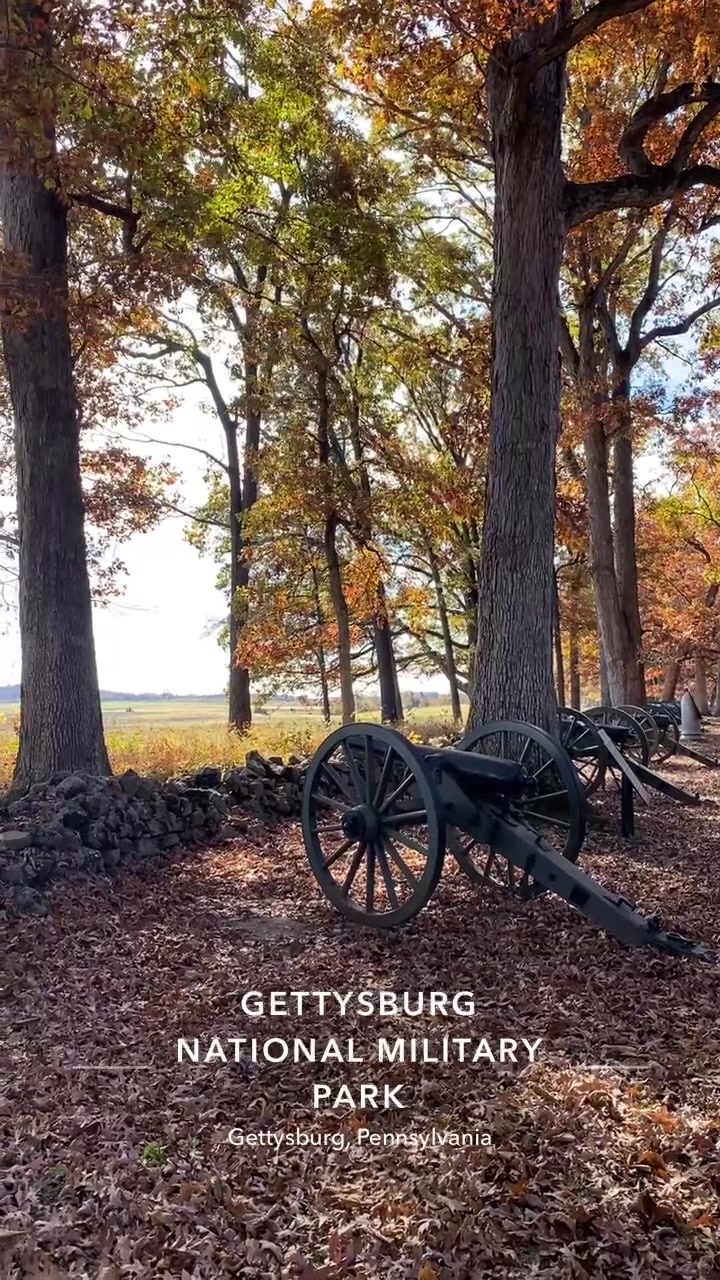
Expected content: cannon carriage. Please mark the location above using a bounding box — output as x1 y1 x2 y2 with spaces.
301 720 716 962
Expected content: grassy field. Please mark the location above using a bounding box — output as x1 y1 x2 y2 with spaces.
0 698 459 788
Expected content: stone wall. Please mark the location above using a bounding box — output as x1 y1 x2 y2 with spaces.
0 753 306 917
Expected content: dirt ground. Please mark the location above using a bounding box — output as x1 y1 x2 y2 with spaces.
2 745 720 1278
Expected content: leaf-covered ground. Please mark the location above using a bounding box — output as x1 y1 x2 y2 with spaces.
3 752 720 1278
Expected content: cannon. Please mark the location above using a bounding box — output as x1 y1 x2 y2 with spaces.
301 722 716 961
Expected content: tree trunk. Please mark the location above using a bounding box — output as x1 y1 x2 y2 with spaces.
611 386 645 704
693 656 710 715
584 417 640 704
324 515 355 724
662 661 680 701
1 3 110 792
599 635 611 706
226 429 252 730
712 663 720 716
310 560 331 723
316 365 355 723
317 648 331 723
469 22 569 733
553 571 566 705
373 581 401 723
227 341 262 731
569 620 580 710
428 542 462 722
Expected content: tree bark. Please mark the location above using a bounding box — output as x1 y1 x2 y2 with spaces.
611 384 645 703
225 427 251 730
324 515 355 724
428 542 462 722
712 662 720 717
316 365 355 723
1 2 110 792
469 21 568 733
584 415 642 704
693 656 710 715
569 619 581 710
662 661 680 701
599 636 611 706
553 572 566 705
310 560 331 723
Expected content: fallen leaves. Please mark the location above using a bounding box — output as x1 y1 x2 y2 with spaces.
1 751 720 1276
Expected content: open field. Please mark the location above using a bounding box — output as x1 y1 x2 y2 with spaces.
0 701 460 789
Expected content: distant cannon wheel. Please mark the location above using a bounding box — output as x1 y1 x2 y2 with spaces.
557 707 607 797
302 723 444 927
584 706 650 766
647 704 681 762
619 705 660 760
448 721 586 899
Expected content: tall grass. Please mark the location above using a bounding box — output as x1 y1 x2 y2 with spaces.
0 716 459 789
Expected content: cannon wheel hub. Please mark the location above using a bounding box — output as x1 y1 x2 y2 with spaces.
342 804 380 842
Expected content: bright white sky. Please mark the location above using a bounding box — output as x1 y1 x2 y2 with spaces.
0 414 235 694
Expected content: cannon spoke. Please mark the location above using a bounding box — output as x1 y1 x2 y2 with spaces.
381 835 419 890
341 843 367 897
364 736 375 803
320 760 355 805
389 829 430 859
322 838 354 869
523 810 570 830
372 746 395 807
383 809 428 826
313 793 351 815
375 841 400 909
341 741 365 799
379 770 415 813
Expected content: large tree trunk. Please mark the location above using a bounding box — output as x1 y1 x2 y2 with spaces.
662 661 680 701
469 23 568 733
1 4 110 792
611 385 645 704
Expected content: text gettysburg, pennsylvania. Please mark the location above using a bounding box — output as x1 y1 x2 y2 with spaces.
176 990 543 1109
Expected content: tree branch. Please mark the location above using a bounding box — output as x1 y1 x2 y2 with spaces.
514 0 658 76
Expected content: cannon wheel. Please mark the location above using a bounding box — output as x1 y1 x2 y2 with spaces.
584 706 650 767
448 721 586 899
647 704 681 762
557 707 608 797
302 723 444 928
619 705 660 760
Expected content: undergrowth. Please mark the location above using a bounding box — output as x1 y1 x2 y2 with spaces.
0 717 459 788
